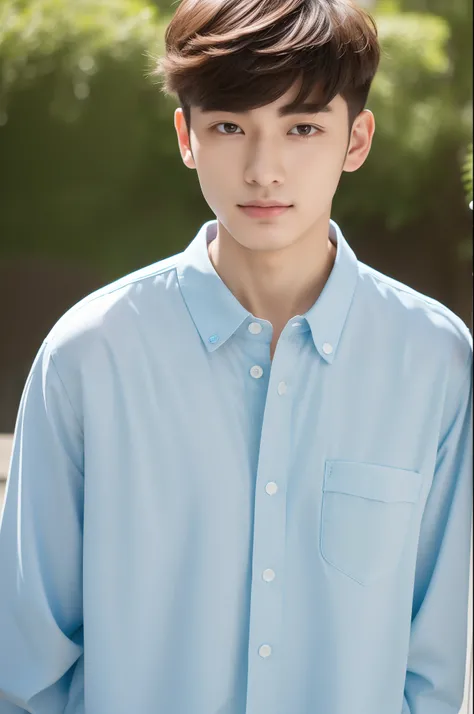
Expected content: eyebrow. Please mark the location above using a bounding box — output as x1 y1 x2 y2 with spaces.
278 103 333 117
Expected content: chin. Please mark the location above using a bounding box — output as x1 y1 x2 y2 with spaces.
216 212 300 250
233 229 297 252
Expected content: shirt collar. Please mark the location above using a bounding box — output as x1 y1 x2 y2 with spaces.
176 218 359 364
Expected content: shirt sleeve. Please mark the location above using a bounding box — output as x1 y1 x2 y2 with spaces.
0 341 84 713
403 348 473 713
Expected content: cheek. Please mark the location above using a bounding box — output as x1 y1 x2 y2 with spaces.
195 146 235 177
197 152 240 195
193 162 231 212
293 149 342 184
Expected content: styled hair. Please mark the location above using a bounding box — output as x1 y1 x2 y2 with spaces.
153 0 381 135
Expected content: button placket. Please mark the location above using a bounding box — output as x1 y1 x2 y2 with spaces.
245 339 295 714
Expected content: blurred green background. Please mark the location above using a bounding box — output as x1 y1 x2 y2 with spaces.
0 0 472 432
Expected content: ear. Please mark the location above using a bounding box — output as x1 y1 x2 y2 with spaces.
174 108 196 170
342 110 376 173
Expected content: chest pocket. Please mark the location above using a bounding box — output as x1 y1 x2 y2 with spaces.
320 460 423 586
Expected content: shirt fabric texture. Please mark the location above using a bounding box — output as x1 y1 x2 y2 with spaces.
0 218 472 714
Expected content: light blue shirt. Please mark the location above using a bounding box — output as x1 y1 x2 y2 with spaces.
0 218 472 714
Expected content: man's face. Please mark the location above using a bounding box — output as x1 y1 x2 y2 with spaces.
174 83 375 254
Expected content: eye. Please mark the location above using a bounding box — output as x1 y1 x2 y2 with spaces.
214 123 243 135
289 125 320 137
212 122 321 137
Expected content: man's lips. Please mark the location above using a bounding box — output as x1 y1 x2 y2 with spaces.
238 205 293 218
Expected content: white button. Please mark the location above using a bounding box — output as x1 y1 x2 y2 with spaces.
263 568 276 582
323 343 333 355
248 322 263 335
259 644 272 658
277 381 287 396
292 322 302 328
250 365 264 379
266 482 278 495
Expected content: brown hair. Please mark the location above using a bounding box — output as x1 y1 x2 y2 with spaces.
153 0 381 134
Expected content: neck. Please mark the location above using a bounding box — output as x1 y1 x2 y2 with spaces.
208 217 337 329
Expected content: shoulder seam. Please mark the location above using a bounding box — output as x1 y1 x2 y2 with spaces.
363 267 470 326
49 258 180 323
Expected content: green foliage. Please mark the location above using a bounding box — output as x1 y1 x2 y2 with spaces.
0 0 163 122
0 0 160 59
462 142 473 203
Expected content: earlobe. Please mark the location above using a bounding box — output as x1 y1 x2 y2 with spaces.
183 150 196 170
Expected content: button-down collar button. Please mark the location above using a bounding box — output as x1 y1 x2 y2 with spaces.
248 322 263 335
209 334 219 344
323 342 333 355
265 482 278 495
292 322 302 328
259 644 272 658
263 569 276 582
250 365 264 380
277 381 287 396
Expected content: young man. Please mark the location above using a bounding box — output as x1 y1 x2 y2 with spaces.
0 0 472 712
